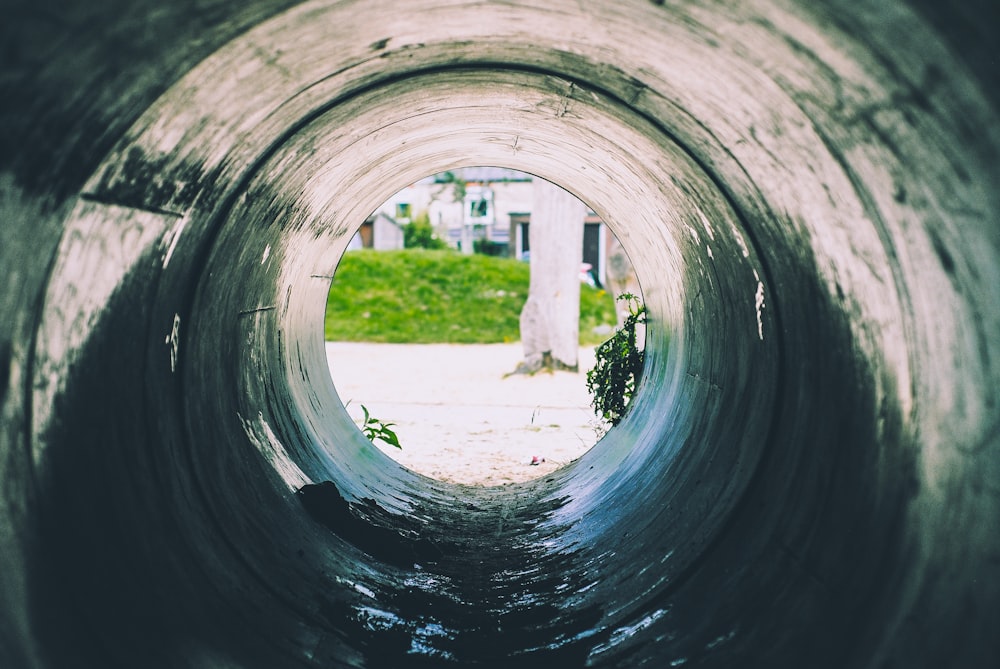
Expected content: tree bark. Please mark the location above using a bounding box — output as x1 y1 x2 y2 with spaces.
605 234 641 326
516 178 586 372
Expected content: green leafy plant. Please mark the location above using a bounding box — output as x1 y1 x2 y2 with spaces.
472 238 507 256
359 404 401 449
403 211 448 250
586 293 647 426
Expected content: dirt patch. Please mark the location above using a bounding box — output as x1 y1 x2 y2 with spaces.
326 342 602 486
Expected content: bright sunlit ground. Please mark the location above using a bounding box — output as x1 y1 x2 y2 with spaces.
327 341 603 486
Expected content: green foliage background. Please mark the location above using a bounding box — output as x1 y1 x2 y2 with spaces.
325 249 617 344
403 212 448 249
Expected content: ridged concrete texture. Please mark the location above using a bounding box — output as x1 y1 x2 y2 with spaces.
1 1 997 667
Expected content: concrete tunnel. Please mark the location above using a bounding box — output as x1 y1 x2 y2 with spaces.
1 0 998 667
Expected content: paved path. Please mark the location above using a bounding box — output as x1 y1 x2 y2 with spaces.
325 342 602 486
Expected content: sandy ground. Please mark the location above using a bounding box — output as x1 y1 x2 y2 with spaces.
326 342 603 486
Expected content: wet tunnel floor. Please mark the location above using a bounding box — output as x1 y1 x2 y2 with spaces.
296 479 609 667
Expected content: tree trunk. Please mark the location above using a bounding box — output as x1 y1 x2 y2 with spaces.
605 234 641 326
516 178 586 373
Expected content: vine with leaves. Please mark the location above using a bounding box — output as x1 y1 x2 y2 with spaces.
586 293 647 426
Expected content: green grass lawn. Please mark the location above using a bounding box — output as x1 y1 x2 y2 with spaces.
324 248 618 344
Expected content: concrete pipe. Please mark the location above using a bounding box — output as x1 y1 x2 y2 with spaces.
1 0 997 667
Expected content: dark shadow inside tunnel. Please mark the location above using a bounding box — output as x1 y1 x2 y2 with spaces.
3 1 998 668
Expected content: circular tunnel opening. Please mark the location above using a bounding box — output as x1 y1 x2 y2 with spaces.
323 168 646 486
29 25 833 669
10 2 999 668
44 57 777 665
178 64 774 657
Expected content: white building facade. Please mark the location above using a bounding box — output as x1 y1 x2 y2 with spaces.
357 167 622 288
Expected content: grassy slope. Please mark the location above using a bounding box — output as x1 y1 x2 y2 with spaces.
325 249 617 344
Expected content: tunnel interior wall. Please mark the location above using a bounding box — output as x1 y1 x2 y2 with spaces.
1 1 998 668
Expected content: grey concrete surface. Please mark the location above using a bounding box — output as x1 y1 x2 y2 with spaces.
1 1 998 668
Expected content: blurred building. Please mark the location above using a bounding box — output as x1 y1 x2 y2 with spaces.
352 167 627 288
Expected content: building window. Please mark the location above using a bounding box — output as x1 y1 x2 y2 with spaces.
469 198 489 218
463 187 494 225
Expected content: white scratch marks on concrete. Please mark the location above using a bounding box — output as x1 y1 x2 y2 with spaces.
162 217 188 268
753 269 765 340
165 313 181 372
239 410 312 490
